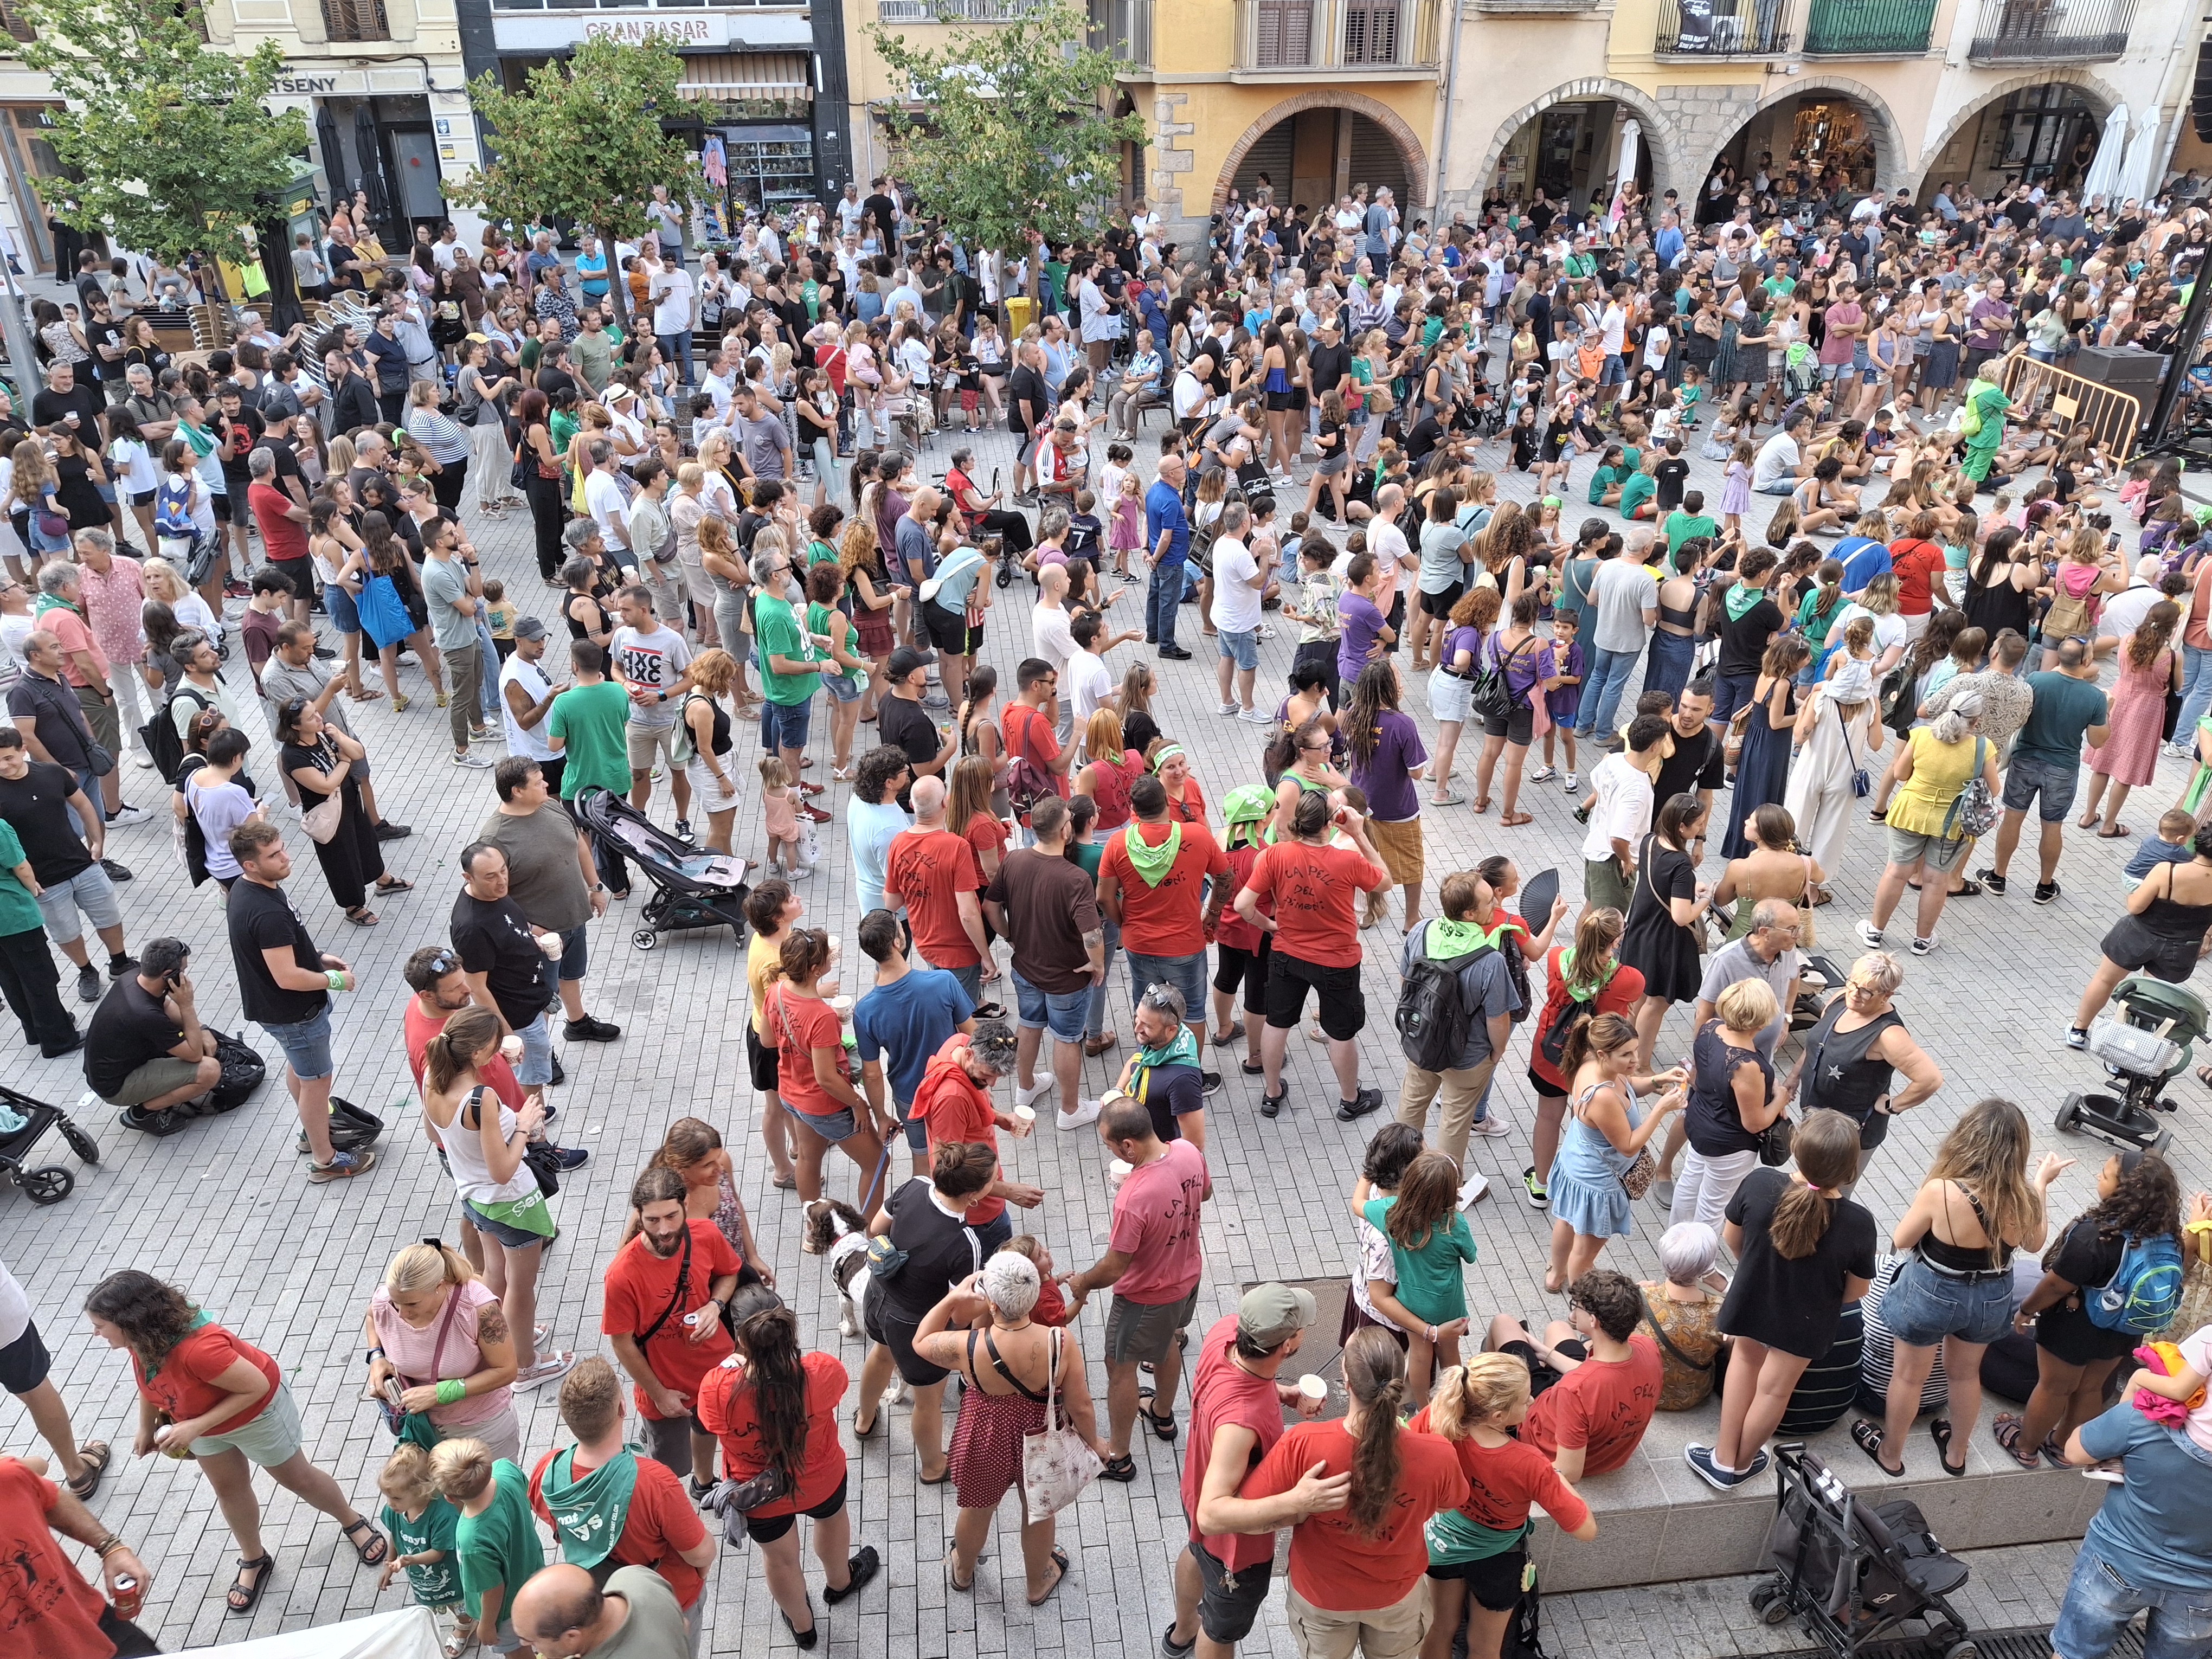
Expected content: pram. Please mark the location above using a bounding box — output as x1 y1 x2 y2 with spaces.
574 786 753 952
0 1084 100 1205
2057 972 2207 1155
1748 1445 1976 1659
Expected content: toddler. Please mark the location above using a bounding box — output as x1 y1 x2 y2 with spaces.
1000 1236 1067 1326
483 578 516 661
376 1443 471 1656
1823 614 1879 699
1066 488 1103 563
1107 454 1142 576
2125 808 2199 884
760 755 808 877
2127 1327 2212 1454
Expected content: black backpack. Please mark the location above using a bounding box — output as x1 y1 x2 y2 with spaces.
1396 931 1491 1073
138 685 211 787
1539 988 1598 1072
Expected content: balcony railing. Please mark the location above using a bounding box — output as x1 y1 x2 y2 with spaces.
1231 0 1442 71
322 0 391 41
1968 0 2133 60
1090 0 1152 63
1655 0 1790 54
1802 0 1935 51
876 0 1040 18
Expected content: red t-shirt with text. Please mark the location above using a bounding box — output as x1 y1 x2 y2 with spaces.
600 1222 742 1418
1240 1419 1468 1611
0 1456 112 1658
529 1448 709 1609
698 1349 848 1517
1518 1333 1663 1475
1242 840 1387 968
1101 820 1229 957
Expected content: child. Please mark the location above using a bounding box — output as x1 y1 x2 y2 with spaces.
1284 538 1343 706
1106 453 1142 577
1676 364 1705 429
760 754 807 876
377 1443 471 1656
1508 401 1541 473
1532 609 1583 791
1720 436 1755 541
1509 314 1539 376
1654 437 1689 517
1066 488 1103 563
2126 1327 2212 1453
1586 443 1629 509
1355 1151 1477 1404
2125 807 2200 884
999 1236 1068 1325
428 1438 543 1659
1649 385 1682 448
483 578 516 661
1618 451 1661 522
1822 613 1879 697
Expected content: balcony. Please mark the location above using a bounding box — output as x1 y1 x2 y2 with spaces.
1090 0 1152 64
1968 0 2133 60
1655 0 1789 54
1231 0 1442 74
1802 0 1935 52
322 0 391 41
875 0 1040 18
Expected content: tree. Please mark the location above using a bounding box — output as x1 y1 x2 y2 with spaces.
18 0 309 283
445 35 693 329
869 1 1144 299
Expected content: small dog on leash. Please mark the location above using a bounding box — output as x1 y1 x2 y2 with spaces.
803 1198 912 1405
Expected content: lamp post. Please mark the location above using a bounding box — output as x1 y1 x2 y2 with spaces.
0 175 44 411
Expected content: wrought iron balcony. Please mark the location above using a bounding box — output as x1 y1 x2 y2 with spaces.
1232 0 1442 72
876 0 1040 19
1968 0 2134 61
1654 0 1790 56
1802 0 1936 52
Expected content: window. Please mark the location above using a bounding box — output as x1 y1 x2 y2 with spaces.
323 0 391 41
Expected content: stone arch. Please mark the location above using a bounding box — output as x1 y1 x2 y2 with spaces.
1466 78 1682 213
1713 74 1912 195
1909 69 2126 194
1211 90 1431 214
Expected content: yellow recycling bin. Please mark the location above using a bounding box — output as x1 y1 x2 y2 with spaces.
1005 294 1034 339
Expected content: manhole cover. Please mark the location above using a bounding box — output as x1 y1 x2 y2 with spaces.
1765 1624 2141 1659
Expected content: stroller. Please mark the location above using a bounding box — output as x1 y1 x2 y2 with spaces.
0 1084 101 1206
574 787 753 952
1748 1445 1976 1659
2057 973 2207 1155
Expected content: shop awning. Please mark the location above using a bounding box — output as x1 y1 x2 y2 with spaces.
675 53 813 102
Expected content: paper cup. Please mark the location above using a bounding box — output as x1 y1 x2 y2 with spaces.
538 934 564 960
500 1035 524 1062
1013 1104 1036 1126
829 994 854 1020
1108 1157 1133 1189
1298 1374 1327 1404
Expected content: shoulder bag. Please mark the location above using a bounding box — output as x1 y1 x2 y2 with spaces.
1020 1327 1102 1519
299 741 345 844
1638 1286 1716 1374
635 1220 695 1348
1837 698 1871 798
373 1285 465 1446
714 1364 791 1514
1004 705 1057 824
1940 736 1998 843
1575 1080 1656 1199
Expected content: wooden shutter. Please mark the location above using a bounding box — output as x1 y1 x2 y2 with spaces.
1253 0 1313 67
1343 0 1399 63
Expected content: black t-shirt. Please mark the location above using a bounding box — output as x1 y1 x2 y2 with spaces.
1405 415 1445 466
0 760 90 882
31 382 105 438
1007 365 1049 437
216 407 266 488
1128 1057 1205 1144
226 877 327 1027
876 1176 982 1323
1655 457 1689 513
449 890 553 1033
1652 722 1725 801
83 317 125 383
536 364 578 406
1718 595 1783 678
2035 1214 2140 1363
1306 340 1352 401
4 673 91 772
253 436 305 496
878 695 941 785
1719 1165 1877 1360
84 976 186 1097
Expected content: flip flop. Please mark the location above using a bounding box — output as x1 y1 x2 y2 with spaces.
66 1441 110 1500
1930 1417 1968 1477
227 1554 274 1616
1028 1545 1071 1607
2076 813 2101 829
1850 1418 1906 1477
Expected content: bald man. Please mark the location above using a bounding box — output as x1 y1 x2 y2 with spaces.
883 774 993 1005
511 1561 690 1658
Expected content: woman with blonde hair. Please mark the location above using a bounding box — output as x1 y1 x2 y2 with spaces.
1670 976 1785 1239
668 462 720 650
363 1240 522 1464
1854 1098 2064 1477
838 514 899 724
678 646 744 853
1072 706 1143 830
1414 1354 1598 1659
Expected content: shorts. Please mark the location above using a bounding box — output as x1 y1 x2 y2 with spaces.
625 723 683 772
1012 966 1088 1043
1191 1542 1274 1643
1883 825 1970 873
211 491 234 524
1429 667 1473 724
1419 584 1462 620
922 600 971 655
75 685 120 751
2100 915 2204 983
1481 704 1535 746
1599 353 1628 387
2003 751 2079 824
892 1098 926 1153
0 1317 51 1394
258 1004 333 1081
558 922 589 984
760 696 813 754
744 1474 849 1545
1104 1287 1199 1367
863 1282 952 1386
1265 950 1365 1040
821 668 864 704
790 1102 861 1144
747 1024 780 1093
1212 937 1271 1015
266 558 314 601
1124 949 1207 1028
686 756 740 815
1217 628 1259 672
105 1054 203 1107
1366 815 1423 888
639 1407 706 1480
1497 1333 1588 1399
323 583 361 636
1878 1255 2014 1348
464 1199 550 1251
127 488 155 509
1428 1543 1532 1612
512 1011 554 1088
188 1382 304 1466
2050 1540 2212 1659
1265 389 1296 412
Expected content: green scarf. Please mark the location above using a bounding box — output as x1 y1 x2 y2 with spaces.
1724 582 1765 622
1425 917 1489 959
1121 820 1182 889
540 1445 639 1569
1136 1023 1199 1072
1555 947 1618 1004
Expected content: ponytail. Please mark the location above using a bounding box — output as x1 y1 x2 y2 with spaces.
1425 1352 1529 1442
1562 1011 1637 1088
1342 1327 1407 1537
1769 1108 1860 1259
424 1006 500 1096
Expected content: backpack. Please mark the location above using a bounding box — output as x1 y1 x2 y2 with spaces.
139 685 211 787
2087 1230 2185 1335
1003 704 1058 825
1395 929 1491 1073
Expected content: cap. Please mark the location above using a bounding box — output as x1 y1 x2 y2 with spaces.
886 645 936 679
512 616 547 641
1238 1283 1318 1348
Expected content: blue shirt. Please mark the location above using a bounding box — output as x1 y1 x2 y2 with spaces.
1144 480 1189 567
847 798 911 914
2125 834 2193 883
1654 225 1684 268
1834 535 1892 591
854 967 975 1105
2078 1401 2212 1594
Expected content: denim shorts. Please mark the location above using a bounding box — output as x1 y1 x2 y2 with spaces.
822 669 864 704
791 1102 861 1144
258 1004 333 1081
761 696 813 752
1124 948 1207 1027
513 1011 554 1088
1599 353 1628 387
558 921 589 984
465 1198 550 1250
1012 965 1089 1043
1217 627 1259 671
34 863 120 942
2003 751 2079 823
1879 1255 2014 1347
892 1098 926 1153
2052 1541 2212 1659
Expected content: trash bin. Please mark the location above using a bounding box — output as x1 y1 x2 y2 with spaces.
1005 295 1034 339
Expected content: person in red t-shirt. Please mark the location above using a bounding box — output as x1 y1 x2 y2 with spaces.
1526 911 1645 1205
908 1023 1037 1249
246 449 313 624
763 929 888 1214
602 1168 743 1491
883 775 994 1004
698 1306 879 1641
1166 1287 1326 1659
1234 788 1390 1120
1481 1268 1662 1481
1887 513 1948 629
0 1451 155 1659
1099 775 1229 1085
1002 660 1076 825
529 1356 715 1631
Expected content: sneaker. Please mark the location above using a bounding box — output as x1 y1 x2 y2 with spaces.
107 955 138 980
1856 920 1885 949
1684 1444 1757 1491
75 964 100 1003
1056 1097 1104 1131
1650 1177 1676 1210
105 803 146 827
1910 934 1938 956
452 750 493 768
373 821 413 841
554 1146 590 1172
1521 1167 1549 1208
307 1148 378 1183
99 859 133 882
1528 764 1555 783
1469 1114 1512 1137
2066 1025 2089 1050
1237 706 1274 725
1334 1086 1384 1122
1217 701 1240 717
1200 1070 1224 1097
1014 1075 1053 1111
1977 868 2008 895
563 1015 622 1042
921 693 951 711
512 1353 577 1392
673 819 694 842
2034 880 2061 905
1562 771 1580 793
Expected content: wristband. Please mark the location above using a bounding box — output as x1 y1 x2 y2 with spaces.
93 1533 127 1558
326 969 346 992
435 1379 467 1406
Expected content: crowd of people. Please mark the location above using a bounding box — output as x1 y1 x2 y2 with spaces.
7 156 2212 1659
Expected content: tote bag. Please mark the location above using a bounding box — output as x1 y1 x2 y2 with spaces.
1021 1327 1101 1519
357 573 414 650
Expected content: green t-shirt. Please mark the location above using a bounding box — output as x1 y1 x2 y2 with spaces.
546 679 635 798
1587 465 1626 506
454 1462 543 1623
0 820 42 935
754 594 820 707
1618 472 1657 517
549 410 579 455
806 538 840 568
1664 510 1716 554
2015 670 2109 768
382 1496 462 1609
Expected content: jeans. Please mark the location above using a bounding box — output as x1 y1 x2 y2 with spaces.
1147 559 1184 648
2177 643 2212 744
1123 948 1207 1027
2051 1539 2212 1659
1645 629 1696 703
657 329 695 388
1085 915 1123 1038
477 620 501 720
1577 645 1642 738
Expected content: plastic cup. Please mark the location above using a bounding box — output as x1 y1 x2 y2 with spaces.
682 1313 700 1327
1298 1373 1327 1404
829 994 854 1020
1108 1157 1133 1188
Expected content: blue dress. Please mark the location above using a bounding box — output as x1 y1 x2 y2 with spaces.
1722 679 1797 860
1549 1079 1648 1240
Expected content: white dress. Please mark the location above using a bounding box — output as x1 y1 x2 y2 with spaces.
1783 686 1881 877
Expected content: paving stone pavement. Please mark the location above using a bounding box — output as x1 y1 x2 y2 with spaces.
0 394 2184 1655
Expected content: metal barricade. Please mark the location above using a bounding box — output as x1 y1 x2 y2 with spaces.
1994 345 2144 465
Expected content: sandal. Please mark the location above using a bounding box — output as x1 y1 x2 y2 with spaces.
2098 824 2132 839
1950 879 1984 898
2041 1432 2069 1469
1028 1545 1071 1607
1499 811 1534 828
1137 1389 1180 1441
852 1406 880 1438
1991 1413 2043 1470
948 1559 975 1593
1930 1417 1968 1477
1241 1058 1266 1075
1850 1419 1906 1477
343 907 380 927
1209 1027 1240 1047
66 1441 110 1500
1099 1451 1137 1482
1867 805 1887 822
918 1464 950 1486
443 1612 478 1657
771 1171 798 1189
1472 797 1493 814
2077 812 2101 829
374 877 413 894
342 1517 391 1566
226 1553 274 1616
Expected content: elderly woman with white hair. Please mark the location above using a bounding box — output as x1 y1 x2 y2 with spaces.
1781 951 1944 1188
912 1251 1106 1606
1641 1223 1726 1410
1857 691 1998 957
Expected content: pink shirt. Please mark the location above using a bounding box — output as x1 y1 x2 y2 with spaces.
74 557 145 668
1819 301 1863 366
33 599 107 687
367 1278 513 1433
1109 1138 1207 1304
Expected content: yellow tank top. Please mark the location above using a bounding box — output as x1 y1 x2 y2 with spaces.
1886 728 1982 838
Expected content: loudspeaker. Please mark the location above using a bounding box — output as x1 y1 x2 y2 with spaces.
2068 345 2166 395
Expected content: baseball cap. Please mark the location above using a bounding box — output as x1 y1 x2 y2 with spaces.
886 645 936 680
512 616 547 641
1238 1283 1318 1348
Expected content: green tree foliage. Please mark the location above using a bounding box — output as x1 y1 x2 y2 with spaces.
19 0 310 273
446 36 693 325
869 2 1143 293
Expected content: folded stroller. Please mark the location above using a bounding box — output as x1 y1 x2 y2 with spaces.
2059 972 2205 1156
574 787 753 951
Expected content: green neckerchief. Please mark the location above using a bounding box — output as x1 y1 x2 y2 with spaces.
1136 1023 1199 1077
1425 916 1489 959
32 594 79 623
1426 1508 1530 1567
1122 820 1182 889
178 420 216 460
541 1445 639 1568
140 1306 216 1386
1555 947 1619 1004
1724 581 1765 621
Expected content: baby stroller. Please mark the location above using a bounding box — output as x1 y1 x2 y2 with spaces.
0 1083 100 1206
574 786 753 953
1748 1445 1976 1659
2057 973 2207 1155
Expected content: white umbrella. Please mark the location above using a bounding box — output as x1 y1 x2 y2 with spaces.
2080 101 2129 211
2120 110 2166 207
1606 120 1641 234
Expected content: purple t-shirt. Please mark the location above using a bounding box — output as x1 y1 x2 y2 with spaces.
1966 298 2012 351
1337 591 1386 685
1441 623 1481 673
1488 631 1556 710
1547 638 1586 720
1347 708 1427 822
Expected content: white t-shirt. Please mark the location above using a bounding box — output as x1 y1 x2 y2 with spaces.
1832 603 1909 666
1599 303 1627 355
1031 600 1077 679
584 468 630 549
2098 582 2164 642
499 653 559 762
1211 536 1264 633
652 265 696 335
610 623 691 728
1752 432 1801 493
1068 648 1114 724
1580 753 1655 862
0 1258 29 1349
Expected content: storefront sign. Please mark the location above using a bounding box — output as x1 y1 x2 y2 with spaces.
491 10 812 53
267 65 433 99
586 16 714 41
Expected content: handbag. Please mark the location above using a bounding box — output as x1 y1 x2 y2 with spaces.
83 741 115 777
357 572 414 650
1638 1288 1717 1374
300 794 343 844
1940 737 1998 843
1020 1327 1101 1519
1837 699 1870 798
523 1138 564 1199
34 511 68 541
713 1367 791 1513
1574 1080 1657 1198
1759 1111 1796 1167
372 1285 464 1446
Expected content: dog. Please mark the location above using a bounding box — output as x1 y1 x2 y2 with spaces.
802 1198 911 1404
